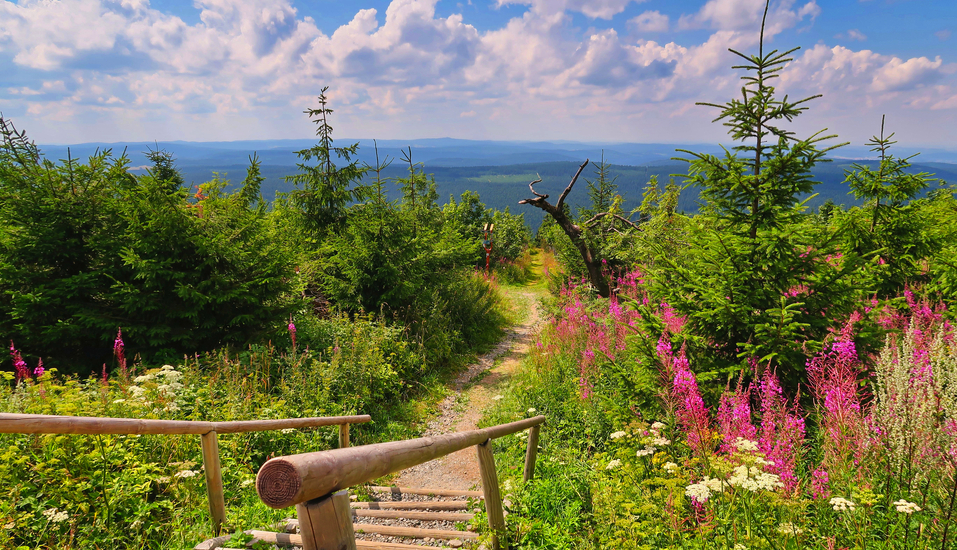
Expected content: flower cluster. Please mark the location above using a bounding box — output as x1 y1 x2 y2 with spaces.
726 465 784 493
893 499 921 514
606 459 622 470
41 508 69 523
609 431 627 440
829 497 856 512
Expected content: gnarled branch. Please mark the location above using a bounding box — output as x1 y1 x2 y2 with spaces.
584 212 642 232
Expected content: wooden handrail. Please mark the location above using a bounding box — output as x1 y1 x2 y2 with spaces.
0 412 372 538
256 415 545 509
0 413 371 434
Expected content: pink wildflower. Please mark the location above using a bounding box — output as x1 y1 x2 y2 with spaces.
33 357 44 378
670 344 712 455
811 467 830 499
757 370 805 492
114 328 127 381
9 341 29 382
288 319 297 349
716 383 756 454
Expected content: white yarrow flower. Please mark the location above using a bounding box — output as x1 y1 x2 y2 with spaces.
651 422 667 430
663 462 679 475
609 431 627 440
527 408 537 414
240 479 255 487
777 522 803 535
684 482 711 503
733 437 759 453
829 497 856 512
174 470 199 479
281 428 295 434
893 500 921 514
651 437 671 446
606 459 622 470
41 508 68 523
636 447 656 457
133 374 154 383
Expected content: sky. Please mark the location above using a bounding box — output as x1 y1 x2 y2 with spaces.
1 0 955 149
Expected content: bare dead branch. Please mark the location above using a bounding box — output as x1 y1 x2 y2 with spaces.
556 159 589 210
585 212 642 231
527 176 546 198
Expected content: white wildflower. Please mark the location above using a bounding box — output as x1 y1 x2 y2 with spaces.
777 522 803 535
527 408 537 414
133 374 154 383
503 479 514 492
128 386 146 398
174 470 199 479
3 522 13 529
240 479 255 488
829 497 856 512
754 457 775 467
701 476 725 493
636 447 656 457
734 437 759 453
160 364 175 371
112 399 126 404
684 482 711 503
609 431 627 440
281 428 295 434
893 500 921 514
41 508 68 523
651 422 667 430
651 437 671 447
606 459 622 470
663 462 679 475
163 402 180 412
734 545 747 550
130 519 143 529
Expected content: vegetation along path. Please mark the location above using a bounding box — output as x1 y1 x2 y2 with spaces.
394 262 547 491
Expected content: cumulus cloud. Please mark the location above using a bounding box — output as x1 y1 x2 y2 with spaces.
678 0 820 35
0 0 953 145
629 11 668 33
494 0 644 20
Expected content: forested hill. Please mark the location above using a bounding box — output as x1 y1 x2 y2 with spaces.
36 140 957 230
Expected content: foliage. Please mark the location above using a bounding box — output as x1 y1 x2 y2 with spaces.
647 4 863 389
0 117 295 372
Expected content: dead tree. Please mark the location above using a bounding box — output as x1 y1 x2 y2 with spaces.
519 159 613 297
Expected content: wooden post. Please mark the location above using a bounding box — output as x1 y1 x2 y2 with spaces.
295 490 356 550
338 423 350 449
200 431 227 536
523 425 540 483
477 439 506 550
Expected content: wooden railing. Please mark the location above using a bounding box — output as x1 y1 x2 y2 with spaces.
255 415 545 550
0 412 371 536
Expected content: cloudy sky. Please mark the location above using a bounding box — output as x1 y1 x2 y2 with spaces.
1 0 955 148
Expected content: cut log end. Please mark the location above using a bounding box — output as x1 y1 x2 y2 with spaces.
257 459 302 509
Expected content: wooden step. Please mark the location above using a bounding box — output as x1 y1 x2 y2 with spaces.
367 485 484 498
358 509 474 522
246 528 476 548
352 523 479 540
353 501 469 510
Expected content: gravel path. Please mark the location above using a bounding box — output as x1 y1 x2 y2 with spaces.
393 290 543 491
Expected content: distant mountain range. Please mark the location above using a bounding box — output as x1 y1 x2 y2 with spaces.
35 138 957 230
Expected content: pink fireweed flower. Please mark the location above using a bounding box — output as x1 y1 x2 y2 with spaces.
33 357 44 378
114 328 127 380
288 320 297 349
9 341 29 382
757 370 805 492
811 467 830 499
717 383 757 454
670 345 712 455
659 302 686 335
807 319 867 474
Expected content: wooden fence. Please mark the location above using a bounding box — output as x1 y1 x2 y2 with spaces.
0 412 371 536
256 415 545 550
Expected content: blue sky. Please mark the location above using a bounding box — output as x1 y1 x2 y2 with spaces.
1 0 955 149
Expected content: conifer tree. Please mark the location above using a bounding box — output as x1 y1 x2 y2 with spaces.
655 0 861 386
286 86 368 233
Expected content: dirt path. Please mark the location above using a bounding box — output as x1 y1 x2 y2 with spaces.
393 289 543 491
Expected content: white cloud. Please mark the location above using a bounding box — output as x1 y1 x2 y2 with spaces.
629 10 668 33
678 0 820 35
835 29 867 41
494 0 644 20
0 0 953 147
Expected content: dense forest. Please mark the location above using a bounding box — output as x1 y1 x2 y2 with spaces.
2 3 957 549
